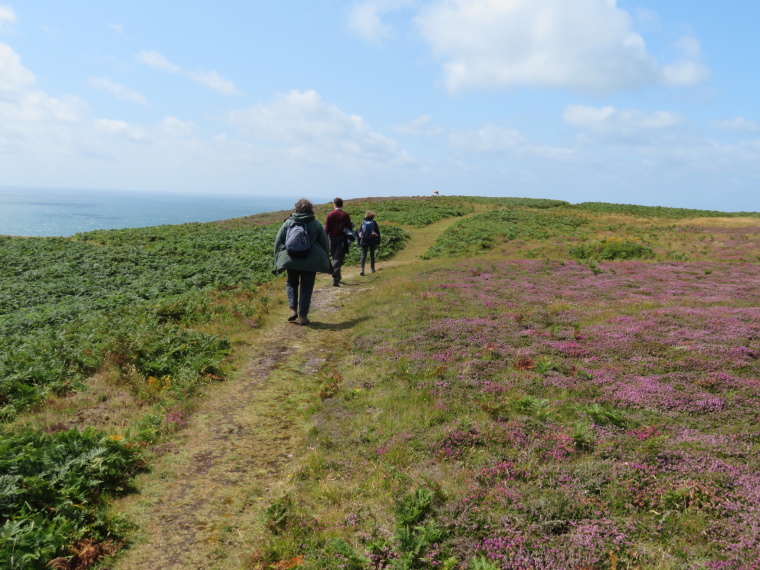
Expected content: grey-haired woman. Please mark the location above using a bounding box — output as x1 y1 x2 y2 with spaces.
273 199 332 325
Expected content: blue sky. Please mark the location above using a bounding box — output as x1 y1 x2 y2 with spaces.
1 1 759 211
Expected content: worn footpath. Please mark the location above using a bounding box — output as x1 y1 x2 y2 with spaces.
112 273 368 569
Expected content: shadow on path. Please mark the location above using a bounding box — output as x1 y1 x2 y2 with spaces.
308 315 370 331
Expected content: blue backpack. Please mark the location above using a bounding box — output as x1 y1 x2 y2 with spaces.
359 219 376 240
285 220 311 258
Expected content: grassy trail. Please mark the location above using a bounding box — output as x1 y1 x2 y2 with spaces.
111 215 465 568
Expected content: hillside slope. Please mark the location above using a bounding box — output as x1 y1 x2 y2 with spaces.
3 197 760 570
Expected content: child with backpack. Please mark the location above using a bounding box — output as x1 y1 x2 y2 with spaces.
273 199 332 325
357 210 381 276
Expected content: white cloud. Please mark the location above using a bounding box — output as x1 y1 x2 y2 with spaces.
88 77 148 105
161 116 196 137
137 50 240 95
392 114 444 136
185 69 239 96
450 125 525 154
564 105 687 142
0 41 35 94
661 60 710 87
94 119 151 142
449 124 571 159
109 23 125 35
137 50 182 73
0 5 15 31
675 35 702 59
412 0 708 94
227 89 413 165
347 0 414 42
710 116 760 134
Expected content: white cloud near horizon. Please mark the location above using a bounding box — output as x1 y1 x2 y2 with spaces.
449 124 572 160
88 77 148 105
563 104 688 143
352 0 709 94
227 89 414 166
94 118 151 142
136 50 241 95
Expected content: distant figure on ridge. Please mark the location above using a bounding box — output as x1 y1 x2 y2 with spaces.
273 198 332 326
324 197 353 287
358 210 381 276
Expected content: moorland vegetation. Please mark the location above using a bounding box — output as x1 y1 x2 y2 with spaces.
1 196 759 569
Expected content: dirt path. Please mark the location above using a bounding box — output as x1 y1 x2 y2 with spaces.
112 216 462 568
113 274 367 569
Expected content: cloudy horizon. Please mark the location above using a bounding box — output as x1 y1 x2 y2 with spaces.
1 1 759 211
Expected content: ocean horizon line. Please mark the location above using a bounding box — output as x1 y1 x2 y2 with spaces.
0 187 318 238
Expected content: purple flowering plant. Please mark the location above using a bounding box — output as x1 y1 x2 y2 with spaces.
262 208 760 569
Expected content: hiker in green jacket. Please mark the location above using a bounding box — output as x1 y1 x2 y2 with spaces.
273 199 332 326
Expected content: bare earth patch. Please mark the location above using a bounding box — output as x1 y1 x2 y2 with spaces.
112 275 358 569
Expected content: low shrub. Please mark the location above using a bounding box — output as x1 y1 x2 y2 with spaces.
569 238 655 261
0 427 143 569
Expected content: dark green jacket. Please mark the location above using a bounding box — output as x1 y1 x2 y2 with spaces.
273 213 332 274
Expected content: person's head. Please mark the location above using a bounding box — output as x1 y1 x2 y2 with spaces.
333 197 344 208
365 210 376 220
294 198 314 215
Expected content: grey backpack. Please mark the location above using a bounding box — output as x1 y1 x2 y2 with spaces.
285 220 311 258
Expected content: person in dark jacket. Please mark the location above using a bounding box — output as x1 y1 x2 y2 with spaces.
358 210 381 276
323 197 353 287
273 198 332 326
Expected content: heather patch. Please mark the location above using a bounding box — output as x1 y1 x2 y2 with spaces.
266 256 760 569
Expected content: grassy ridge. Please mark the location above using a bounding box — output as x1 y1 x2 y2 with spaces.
2 196 760 568
423 203 760 263
573 202 760 219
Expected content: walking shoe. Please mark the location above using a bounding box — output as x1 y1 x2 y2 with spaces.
288 309 298 322
359 271 365 276
297 316 310 326
371 268 376 273
333 281 340 287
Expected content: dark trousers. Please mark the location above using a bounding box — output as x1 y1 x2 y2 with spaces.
329 236 348 283
360 245 376 272
286 270 316 317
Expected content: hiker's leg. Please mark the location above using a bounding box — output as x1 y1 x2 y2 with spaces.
360 245 367 274
369 245 376 272
298 271 317 317
285 269 299 311
330 236 346 284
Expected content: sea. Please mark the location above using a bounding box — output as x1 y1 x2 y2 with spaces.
0 187 306 237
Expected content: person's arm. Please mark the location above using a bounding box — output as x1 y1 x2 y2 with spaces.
274 222 286 255
324 211 334 236
272 221 287 273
